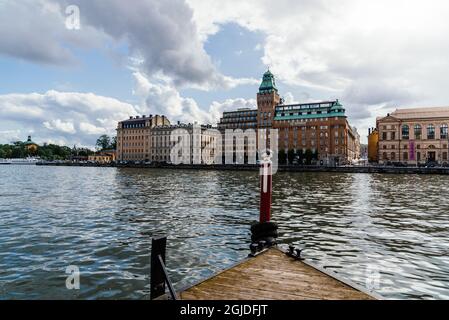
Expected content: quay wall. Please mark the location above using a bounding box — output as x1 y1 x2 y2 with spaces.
35 162 449 175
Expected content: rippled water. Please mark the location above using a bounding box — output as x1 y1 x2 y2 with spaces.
1 166 449 299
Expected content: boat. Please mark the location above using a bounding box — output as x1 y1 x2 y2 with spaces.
0 159 12 165
6 157 40 165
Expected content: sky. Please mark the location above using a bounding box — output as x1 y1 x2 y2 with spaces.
2 0 449 147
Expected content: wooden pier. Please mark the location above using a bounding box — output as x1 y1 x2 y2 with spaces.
180 247 379 300
150 162 382 301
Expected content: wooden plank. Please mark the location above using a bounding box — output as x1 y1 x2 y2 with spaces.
180 247 376 300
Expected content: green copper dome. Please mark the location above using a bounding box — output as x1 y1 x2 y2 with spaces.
331 100 345 111
259 69 278 94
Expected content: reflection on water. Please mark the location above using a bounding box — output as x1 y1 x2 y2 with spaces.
1 166 449 299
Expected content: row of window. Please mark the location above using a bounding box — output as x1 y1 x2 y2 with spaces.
382 152 448 161
382 124 449 140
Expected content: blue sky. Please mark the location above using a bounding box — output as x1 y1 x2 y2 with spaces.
2 0 449 147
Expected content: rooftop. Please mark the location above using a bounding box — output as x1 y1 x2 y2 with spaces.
389 106 449 120
259 69 278 94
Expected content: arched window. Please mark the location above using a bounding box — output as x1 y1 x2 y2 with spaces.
427 124 435 139
440 124 448 139
414 124 422 140
402 125 409 140
383 152 388 160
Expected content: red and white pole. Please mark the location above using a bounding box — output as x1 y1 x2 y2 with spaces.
259 162 272 223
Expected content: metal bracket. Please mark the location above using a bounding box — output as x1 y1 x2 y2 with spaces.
286 244 304 261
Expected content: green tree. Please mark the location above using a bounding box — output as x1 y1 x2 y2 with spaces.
96 135 111 151
287 149 295 165
296 149 304 165
278 149 287 165
110 136 117 150
305 149 313 165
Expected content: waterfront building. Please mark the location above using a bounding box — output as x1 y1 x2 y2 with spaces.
150 123 218 164
116 115 170 162
217 108 258 130
257 70 282 131
24 136 38 153
215 70 361 165
272 100 360 165
377 107 449 165
88 150 116 164
368 128 379 163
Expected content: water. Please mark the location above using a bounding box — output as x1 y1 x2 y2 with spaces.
1 165 449 300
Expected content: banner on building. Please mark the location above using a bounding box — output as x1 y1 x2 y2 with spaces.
409 140 415 161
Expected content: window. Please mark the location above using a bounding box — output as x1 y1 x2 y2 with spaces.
403 152 408 161
382 132 387 140
417 152 421 161
402 125 409 140
391 152 396 160
383 152 388 160
427 124 435 139
444 152 448 161
391 132 396 140
440 124 448 139
414 124 422 140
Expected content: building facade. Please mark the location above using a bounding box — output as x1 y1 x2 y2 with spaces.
88 150 116 164
377 107 449 165
116 115 170 162
214 70 361 165
368 128 379 163
217 108 257 130
273 100 360 165
150 123 217 164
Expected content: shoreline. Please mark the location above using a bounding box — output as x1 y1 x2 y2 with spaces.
34 162 449 175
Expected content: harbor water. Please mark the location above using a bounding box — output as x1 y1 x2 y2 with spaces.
1 165 449 299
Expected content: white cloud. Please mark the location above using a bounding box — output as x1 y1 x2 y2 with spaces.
43 119 76 134
187 0 449 125
133 72 256 125
0 91 137 146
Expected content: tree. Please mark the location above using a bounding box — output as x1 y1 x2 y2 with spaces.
96 135 111 151
305 149 313 165
110 136 117 150
278 149 287 165
296 149 304 165
287 149 295 165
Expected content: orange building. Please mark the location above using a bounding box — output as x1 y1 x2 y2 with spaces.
368 128 379 163
116 115 170 162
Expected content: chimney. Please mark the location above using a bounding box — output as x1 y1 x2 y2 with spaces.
129 116 133 119
177 121 180 125
142 115 146 118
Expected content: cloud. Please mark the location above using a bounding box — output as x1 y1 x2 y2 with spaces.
43 119 76 134
133 72 256 125
0 90 137 146
187 0 449 120
0 0 107 65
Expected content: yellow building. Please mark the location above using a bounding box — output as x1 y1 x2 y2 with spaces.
376 107 449 165
24 136 38 154
88 150 116 164
368 128 379 163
